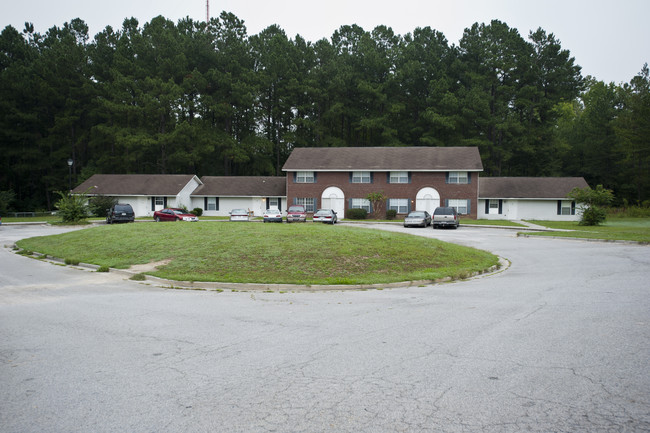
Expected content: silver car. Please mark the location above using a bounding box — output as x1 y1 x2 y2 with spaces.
403 211 431 228
312 209 337 224
229 209 249 222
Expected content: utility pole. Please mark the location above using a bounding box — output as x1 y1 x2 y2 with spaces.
206 0 210 22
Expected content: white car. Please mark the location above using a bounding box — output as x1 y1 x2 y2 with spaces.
263 208 283 223
229 209 249 222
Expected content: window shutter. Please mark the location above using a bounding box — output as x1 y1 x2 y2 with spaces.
266 199 270 210
313 173 317 183
387 172 391 183
498 200 503 214
467 199 471 215
151 197 155 211
370 173 374 184
215 197 219 211
349 173 353 183
313 198 318 211
408 172 412 184
445 199 449 206
557 200 561 215
485 200 489 214
293 173 296 183
467 173 472 184
163 197 167 207
445 173 450 184
571 201 576 215
408 201 412 213
204 197 208 210
278 200 281 212
293 197 297 205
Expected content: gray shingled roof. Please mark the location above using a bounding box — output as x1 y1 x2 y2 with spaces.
192 176 286 197
72 174 200 196
282 147 483 171
479 177 589 199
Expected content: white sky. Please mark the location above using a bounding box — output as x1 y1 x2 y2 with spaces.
3 0 649 84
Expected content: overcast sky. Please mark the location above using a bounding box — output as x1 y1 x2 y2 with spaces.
3 0 649 84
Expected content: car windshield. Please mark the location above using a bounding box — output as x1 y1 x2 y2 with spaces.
407 212 425 217
172 209 186 215
115 205 131 212
434 208 454 215
232 209 246 214
288 206 304 212
267 209 280 213
315 210 330 216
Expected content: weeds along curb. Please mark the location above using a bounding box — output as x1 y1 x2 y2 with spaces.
516 233 649 245
9 244 510 292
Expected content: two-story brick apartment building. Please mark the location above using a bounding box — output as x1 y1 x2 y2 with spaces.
282 147 483 219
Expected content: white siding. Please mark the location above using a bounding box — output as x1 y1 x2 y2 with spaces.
191 197 285 217
478 199 582 221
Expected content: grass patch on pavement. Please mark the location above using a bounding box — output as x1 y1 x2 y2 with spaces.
522 218 650 243
16 223 498 285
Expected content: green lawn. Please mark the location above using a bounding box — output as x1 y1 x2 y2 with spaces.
522 218 650 243
16 223 499 285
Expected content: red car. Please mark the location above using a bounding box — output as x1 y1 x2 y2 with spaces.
153 208 199 222
286 205 306 223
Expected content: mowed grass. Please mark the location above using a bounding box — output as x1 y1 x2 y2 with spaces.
524 218 650 243
16 222 498 285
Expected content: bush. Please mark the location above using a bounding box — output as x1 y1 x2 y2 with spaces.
88 195 118 217
54 191 89 223
580 206 607 226
386 209 397 220
346 208 368 220
192 207 203 217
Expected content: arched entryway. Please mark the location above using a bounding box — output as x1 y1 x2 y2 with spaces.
416 187 440 214
321 186 345 220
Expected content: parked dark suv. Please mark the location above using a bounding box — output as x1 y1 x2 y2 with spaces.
106 203 135 224
432 206 459 229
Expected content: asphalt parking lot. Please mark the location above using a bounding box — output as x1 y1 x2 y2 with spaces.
1 223 649 432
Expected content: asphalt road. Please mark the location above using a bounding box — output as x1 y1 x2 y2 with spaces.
1 223 649 432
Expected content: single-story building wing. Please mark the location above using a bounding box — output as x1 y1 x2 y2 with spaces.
190 176 286 217
478 177 589 221
72 174 202 217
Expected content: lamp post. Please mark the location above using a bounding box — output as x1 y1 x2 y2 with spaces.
67 158 73 193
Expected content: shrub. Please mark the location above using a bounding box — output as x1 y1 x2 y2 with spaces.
88 195 118 217
568 185 614 226
54 191 89 224
192 207 203 217
130 273 146 281
65 258 80 265
386 209 397 220
346 208 368 220
97 266 110 272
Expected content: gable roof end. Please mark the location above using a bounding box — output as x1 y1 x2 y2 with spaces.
71 174 201 196
192 176 286 197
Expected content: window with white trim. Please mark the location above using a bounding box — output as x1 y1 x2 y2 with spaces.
295 197 315 212
351 171 371 183
268 198 279 208
389 171 409 184
155 197 165 206
295 171 315 183
388 198 409 213
448 171 469 184
448 199 469 215
351 198 371 212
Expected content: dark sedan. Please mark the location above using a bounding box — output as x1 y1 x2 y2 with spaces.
403 211 431 228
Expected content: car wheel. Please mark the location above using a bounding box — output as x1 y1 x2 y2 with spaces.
155 217 160 222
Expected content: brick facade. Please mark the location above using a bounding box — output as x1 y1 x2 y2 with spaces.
286 171 479 218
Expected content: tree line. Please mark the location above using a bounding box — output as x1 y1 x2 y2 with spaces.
0 12 648 211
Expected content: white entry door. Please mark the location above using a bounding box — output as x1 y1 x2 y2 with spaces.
416 187 440 214
321 187 345 220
